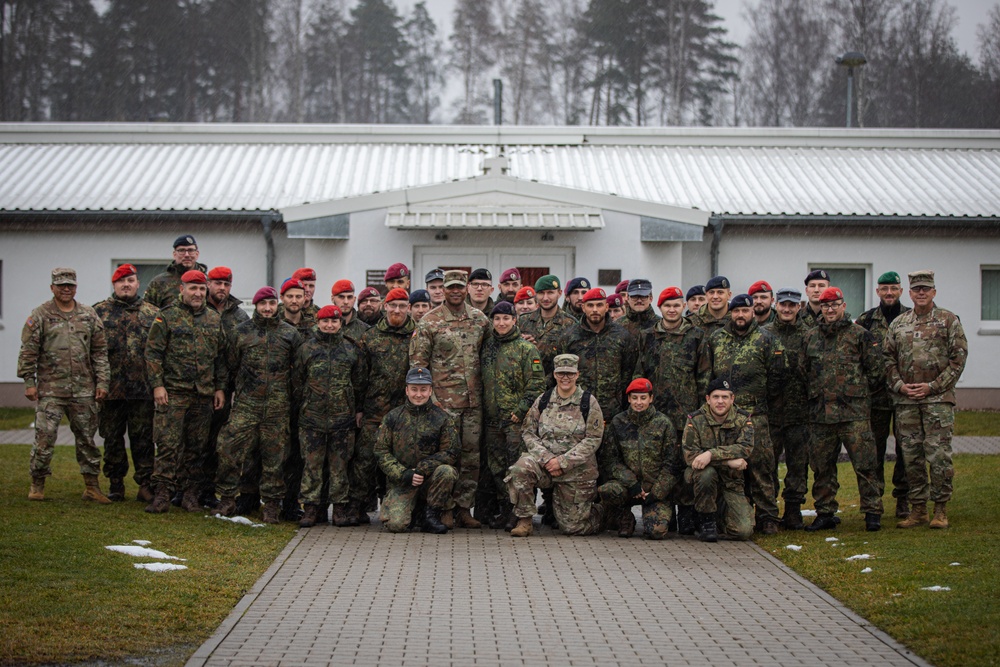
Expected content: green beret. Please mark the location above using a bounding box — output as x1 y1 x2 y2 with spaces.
877 271 901 285
534 274 560 292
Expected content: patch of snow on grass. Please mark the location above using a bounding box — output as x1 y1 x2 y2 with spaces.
921 586 951 592
134 563 188 572
132 540 152 546
785 545 803 551
106 545 185 561
845 554 873 561
209 514 265 528
861 567 872 573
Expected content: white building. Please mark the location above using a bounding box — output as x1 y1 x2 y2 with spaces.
1 123 998 407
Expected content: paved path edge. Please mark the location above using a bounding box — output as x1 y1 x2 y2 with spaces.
185 528 306 667
748 541 934 667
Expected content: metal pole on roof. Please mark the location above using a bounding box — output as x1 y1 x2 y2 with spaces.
836 51 867 128
493 79 503 126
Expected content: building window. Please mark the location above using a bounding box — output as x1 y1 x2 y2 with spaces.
811 265 869 315
983 267 1000 320
112 261 168 298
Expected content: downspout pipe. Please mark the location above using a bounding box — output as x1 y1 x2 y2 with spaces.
261 213 278 287
709 215 724 278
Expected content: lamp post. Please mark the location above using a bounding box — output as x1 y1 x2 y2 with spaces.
836 51 867 128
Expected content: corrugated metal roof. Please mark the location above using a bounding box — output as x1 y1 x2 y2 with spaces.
0 125 998 218
385 206 604 230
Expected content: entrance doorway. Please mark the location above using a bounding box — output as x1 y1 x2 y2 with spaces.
415 247 574 290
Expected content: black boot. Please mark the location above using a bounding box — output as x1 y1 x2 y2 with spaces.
698 512 718 543
423 506 448 534
676 505 697 535
539 488 557 527
865 513 881 532
805 514 838 531
235 492 260 516
781 502 804 530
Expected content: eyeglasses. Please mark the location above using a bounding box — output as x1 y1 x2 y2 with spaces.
469 282 492 289
175 247 198 255
911 286 934 293
819 301 844 310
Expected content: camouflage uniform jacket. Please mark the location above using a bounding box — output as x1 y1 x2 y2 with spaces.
757 309 778 326
375 401 459 484
342 311 371 341
467 295 495 316
522 386 604 482
209 294 250 336
303 302 320 319
480 325 546 424
359 315 415 421
145 261 207 309
227 311 301 408
762 316 811 426
293 329 365 430
884 305 968 406
280 309 316 339
145 302 226 397
562 300 583 321
602 406 677 501
856 303 910 410
518 307 579 382
620 306 661 340
689 303 731 338
707 319 785 417
409 302 489 409
18 300 110 398
800 305 823 328
682 403 754 467
92 294 158 400
558 314 638 420
801 317 883 423
633 317 710 431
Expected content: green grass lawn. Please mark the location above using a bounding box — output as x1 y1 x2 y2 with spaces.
0 407 37 430
954 410 1000 436
757 454 1000 667
0 445 295 665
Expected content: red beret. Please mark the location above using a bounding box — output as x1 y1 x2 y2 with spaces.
207 266 233 281
331 279 355 296
317 305 342 320
514 286 536 303
748 280 772 296
385 288 409 303
627 378 654 395
500 268 521 283
252 286 278 304
657 286 684 307
292 267 316 282
181 270 206 284
616 280 629 294
819 287 844 303
582 287 606 303
358 287 381 301
384 263 409 281
606 294 623 308
280 278 305 295
111 264 137 283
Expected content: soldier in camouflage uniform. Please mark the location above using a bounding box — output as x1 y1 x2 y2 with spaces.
292 305 365 528
410 269 490 528
480 301 546 529
800 269 831 328
357 287 384 326
707 294 785 534
507 354 608 537
689 275 732 337
619 279 661 339
144 270 227 513
519 274 578 384
332 279 371 341
93 264 158 502
214 287 301 523
682 378 754 542
885 270 968 530
375 367 459 534
634 286 711 534
562 277 590 321
19 268 112 503
292 268 320 320
145 235 207 309
467 268 496 315
801 286 885 532
276 277 314 518
856 271 911 518
685 285 707 317
762 287 812 529
598 378 677 540
749 280 778 326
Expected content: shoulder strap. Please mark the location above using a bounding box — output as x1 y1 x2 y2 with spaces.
537 388 554 413
581 390 591 422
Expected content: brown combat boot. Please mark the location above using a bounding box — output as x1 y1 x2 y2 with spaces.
29 477 45 501
895 497 910 519
510 517 533 537
299 504 320 528
261 500 281 525
331 504 353 527
136 485 154 503
617 508 636 538
82 474 112 504
896 502 928 529
145 486 171 514
217 496 237 517
108 478 126 502
929 502 949 529
181 488 202 513
440 509 455 530
455 507 482 529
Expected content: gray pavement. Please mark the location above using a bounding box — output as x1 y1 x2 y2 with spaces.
185 520 931 667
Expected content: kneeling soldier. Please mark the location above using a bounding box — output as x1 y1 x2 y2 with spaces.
683 378 754 542
375 368 459 533
598 378 678 539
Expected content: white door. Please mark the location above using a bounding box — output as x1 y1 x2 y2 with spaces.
414 246 574 288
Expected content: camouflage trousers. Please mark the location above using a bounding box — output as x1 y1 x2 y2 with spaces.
151 394 214 494
871 408 909 500
809 420 884 516
283 416 302 507
686 466 753 540
300 425 354 506
380 465 458 533
215 402 289 502
598 480 674 539
668 430 694 507
769 421 810 505
506 455 606 536
483 420 523 511
352 420 383 508
30 396 101 478
204 395 233 496
895 403 954 504
746 414 779 523
99 399 155 486
441 406 482 509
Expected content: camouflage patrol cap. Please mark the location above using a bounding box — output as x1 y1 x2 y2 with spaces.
908 270 935 289
443 269 468 288
534 274 560 292
406 367 433 385
553 354 580 374
51 268 77 285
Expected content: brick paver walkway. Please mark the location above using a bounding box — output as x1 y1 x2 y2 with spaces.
186 521 930 667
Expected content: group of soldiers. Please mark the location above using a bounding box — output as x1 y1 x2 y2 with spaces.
18 233 968 540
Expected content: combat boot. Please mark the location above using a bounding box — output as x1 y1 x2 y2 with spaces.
897 502 928 529
895 497 910 519
676 505 697 535
455 507 482 529
510 517 533 537
354 502 371 525
617 508 636 538
261 500 281 525
136 485 154 503
331 504 353 527
28 477 45 501
145 486 171 514
217 496 237 517
82 474 112 504
235 493 260 516
181 488 202 513
865 513 881 532
108 478 125 502
422 506 449 534
440 509 455 529
929 502 949 529
491 505 512 530
781 503 804 530
760 519 779 535
805 514 838 531
299 504 320 528
698 513 718 543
